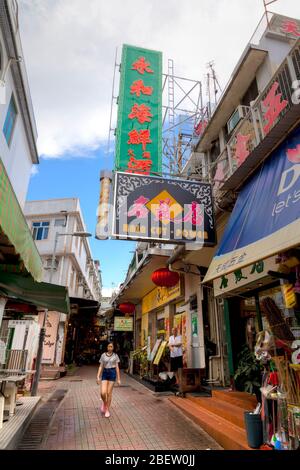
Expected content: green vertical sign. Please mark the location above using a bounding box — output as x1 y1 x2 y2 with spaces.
115 44 162 175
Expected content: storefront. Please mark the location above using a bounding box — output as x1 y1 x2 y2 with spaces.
133 278 184 382
141 278 184 349
205 126 300 449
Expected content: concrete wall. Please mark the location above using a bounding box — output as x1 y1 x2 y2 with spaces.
256 35 292 92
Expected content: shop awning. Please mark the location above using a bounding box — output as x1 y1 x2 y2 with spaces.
203 126 300 284
0 272 70 314
69 297 99 315
0 160 42 282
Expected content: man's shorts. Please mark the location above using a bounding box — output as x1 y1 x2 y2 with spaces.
170 356 183 372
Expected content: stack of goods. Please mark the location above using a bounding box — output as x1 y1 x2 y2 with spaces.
260 298 295 341
254 299 300 450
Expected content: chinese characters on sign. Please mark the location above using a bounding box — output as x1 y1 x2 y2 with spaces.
261 82 288 135
281 19 300 37
213 257 278 297
268 14 300 39
115 45 162 175
113 172 216 244
234 133 251 167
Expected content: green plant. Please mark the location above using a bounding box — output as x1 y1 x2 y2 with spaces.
234 344 262 395
132 348 149 378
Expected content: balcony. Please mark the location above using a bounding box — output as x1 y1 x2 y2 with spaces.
210 38 300 198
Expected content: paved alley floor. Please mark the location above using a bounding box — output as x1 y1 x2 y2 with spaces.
34 366 222 450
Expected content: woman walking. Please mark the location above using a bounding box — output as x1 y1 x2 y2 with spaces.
96 342 121 418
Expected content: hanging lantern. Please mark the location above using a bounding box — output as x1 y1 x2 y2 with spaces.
118 302 135 314
151 268 179 288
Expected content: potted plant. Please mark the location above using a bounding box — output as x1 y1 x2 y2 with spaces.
234 344 263 401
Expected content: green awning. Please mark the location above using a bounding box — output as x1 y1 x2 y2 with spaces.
0 272 70 314
0 160 43 281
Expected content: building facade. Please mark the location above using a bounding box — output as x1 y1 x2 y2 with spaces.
0 0 38 208
0 0 43 378
112 12 300 392
24 198 102 367
24 198 102 302
186 12 300 382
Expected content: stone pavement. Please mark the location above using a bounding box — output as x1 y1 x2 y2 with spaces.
36 366 222 450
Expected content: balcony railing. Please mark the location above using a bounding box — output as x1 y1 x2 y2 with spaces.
210 38 300 199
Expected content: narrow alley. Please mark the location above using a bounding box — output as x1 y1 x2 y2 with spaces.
18 367 221 451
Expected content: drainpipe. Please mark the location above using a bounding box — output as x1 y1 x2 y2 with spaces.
166 245 185 266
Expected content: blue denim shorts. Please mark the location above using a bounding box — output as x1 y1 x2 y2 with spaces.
102 367 117 382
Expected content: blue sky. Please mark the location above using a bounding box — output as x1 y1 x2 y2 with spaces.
27 149 135 292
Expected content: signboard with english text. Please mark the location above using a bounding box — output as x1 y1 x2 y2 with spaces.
112 172 215 245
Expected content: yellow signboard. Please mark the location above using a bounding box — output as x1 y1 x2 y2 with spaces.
153 340 167 365
282 284 297 309
142 281 182 314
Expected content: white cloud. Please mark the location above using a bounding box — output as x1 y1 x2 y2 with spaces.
18 0 300 158
101 287 114 297
30 165 39 176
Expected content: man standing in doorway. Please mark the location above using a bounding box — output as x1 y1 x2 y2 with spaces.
168 327 183 386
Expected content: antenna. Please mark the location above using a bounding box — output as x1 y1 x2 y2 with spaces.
106 47 119 157
263 0 279 26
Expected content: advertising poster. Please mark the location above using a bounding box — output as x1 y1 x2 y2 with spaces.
153 340 167 366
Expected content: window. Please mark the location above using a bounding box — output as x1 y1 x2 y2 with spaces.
45 257 58 269
210 139 220 163
54 219 66 227
32 221 49 240
3 94 17 145
241 78 258 107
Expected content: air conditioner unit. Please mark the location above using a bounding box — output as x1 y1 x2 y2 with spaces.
44 257 58 270
226 105 249 135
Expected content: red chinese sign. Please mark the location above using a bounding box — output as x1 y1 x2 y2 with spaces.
115 45 162 175
262 82 288 135
281 20 300 37
234 133 251 167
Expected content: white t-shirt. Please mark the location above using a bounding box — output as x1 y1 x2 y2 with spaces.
99 352 120 368
168 335 183 358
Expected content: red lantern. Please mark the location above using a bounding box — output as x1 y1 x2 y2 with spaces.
151 268 179 288
118 302 135 314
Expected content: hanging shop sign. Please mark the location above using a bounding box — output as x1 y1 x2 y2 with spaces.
269 13 300 39
95 170 113 240
213 256 278 297
113 316 133 332
281 284 297 309
39 312 60 365
204 127 300 283
112 172 215 244
115 44 162 175
142 280 183 315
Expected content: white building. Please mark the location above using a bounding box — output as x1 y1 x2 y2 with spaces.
0 0 43 378
24 198 102 368
24 198 102 302
0 0 39 209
